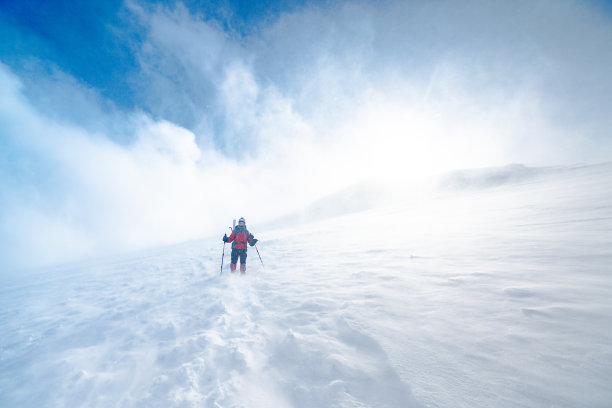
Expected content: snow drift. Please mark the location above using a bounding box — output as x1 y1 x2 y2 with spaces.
1 163 611 407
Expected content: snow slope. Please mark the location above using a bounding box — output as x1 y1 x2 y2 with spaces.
1 163 611 407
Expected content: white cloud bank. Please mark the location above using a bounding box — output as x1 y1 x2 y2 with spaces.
1 0 612 273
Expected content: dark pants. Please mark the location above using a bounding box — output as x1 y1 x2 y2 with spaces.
231 248 247 265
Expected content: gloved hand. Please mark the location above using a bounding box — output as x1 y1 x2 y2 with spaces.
222 234 228 242
249 238 258 246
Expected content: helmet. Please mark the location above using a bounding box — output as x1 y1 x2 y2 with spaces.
238 217 246 224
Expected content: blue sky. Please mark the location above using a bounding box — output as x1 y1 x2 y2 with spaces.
1 0 612 273
3 0 612 140
0 0 328 109
1 0 136 105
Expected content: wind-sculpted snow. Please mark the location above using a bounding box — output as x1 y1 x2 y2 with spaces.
1 163 611 407
0 244 421 407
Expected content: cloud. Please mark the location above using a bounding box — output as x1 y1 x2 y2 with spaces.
0 65 214 271
127 0 612 166
2 0 612 273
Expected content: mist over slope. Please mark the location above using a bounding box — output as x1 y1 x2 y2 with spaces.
3 0 612 273
270 162 602 227
440 163 548 190
1 162 610 407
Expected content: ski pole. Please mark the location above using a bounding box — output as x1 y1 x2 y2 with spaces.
220 227 233 275
254 244 264 268
220 242 226 276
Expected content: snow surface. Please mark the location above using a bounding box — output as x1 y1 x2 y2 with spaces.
1 163 612 407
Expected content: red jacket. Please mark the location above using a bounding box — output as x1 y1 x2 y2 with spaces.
227 227 253 250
